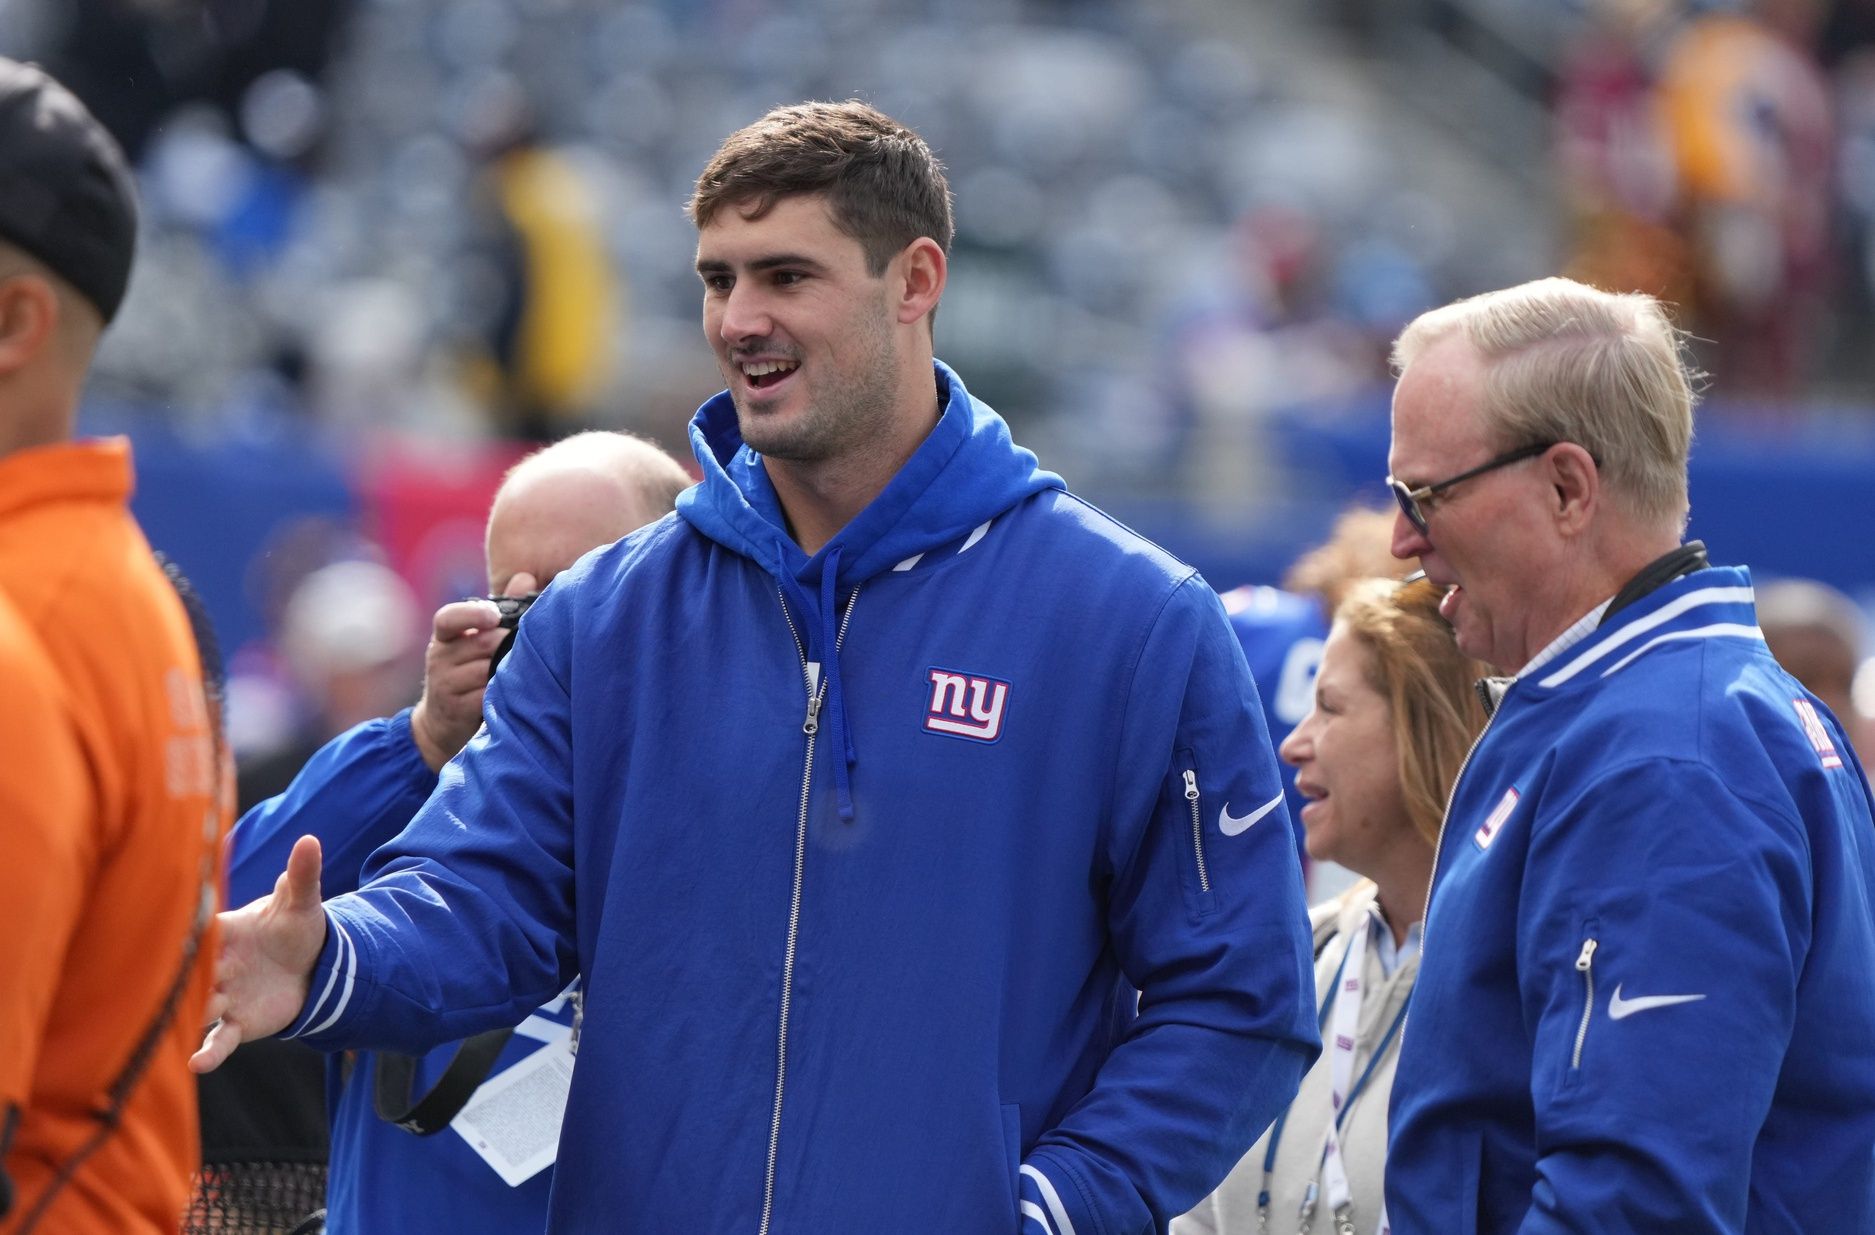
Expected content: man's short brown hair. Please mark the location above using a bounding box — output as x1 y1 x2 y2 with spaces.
688 100 954 275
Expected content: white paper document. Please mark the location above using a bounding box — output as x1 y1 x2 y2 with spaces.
450 1039 576 1186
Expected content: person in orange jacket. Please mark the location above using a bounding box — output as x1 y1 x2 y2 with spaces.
0 58 230 1233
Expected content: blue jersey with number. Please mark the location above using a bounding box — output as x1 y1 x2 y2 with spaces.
1222 584 1326 866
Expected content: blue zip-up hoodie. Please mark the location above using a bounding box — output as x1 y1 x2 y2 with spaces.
1385 567 1875 1234
282 362 1319 1234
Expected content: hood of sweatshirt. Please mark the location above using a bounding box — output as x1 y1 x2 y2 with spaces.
677 359 1060 586
675 359 1063 820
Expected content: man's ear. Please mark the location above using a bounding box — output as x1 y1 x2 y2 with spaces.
892 237 946 327
1549 442 1599 536
0 274 58 377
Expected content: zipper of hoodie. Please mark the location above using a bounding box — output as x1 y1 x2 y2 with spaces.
1182 769 1211 894
1572 937 1599 1070
760 583 860 1235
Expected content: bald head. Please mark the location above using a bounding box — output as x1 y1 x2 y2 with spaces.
485 431 693 594
1759 578 1867 722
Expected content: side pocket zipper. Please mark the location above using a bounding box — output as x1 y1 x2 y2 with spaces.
1182 769 1210 894
1572 937 1599 1069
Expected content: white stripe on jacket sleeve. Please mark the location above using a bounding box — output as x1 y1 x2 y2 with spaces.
294 914 357 1038
1019 1164 1077 1235
1019 1199 1055 1234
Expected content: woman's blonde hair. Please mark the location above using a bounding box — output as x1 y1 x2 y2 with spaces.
1334 577 1490 848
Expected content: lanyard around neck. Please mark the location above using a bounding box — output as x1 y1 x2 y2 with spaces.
1258 916 1411 1234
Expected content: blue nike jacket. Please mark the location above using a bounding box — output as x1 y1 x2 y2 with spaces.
280 362 1320 1234
230 711 572 1233
1385 566 1875 1234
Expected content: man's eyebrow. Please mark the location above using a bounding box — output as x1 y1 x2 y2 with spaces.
694 253 829 275
750 253 827 272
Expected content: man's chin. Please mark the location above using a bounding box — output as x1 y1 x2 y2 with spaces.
737 411 831 464
732 391 793 439
730 387 782 420
1450 612 1491 667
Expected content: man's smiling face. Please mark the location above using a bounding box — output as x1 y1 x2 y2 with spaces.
1389 333 1559 673
696 193 900 465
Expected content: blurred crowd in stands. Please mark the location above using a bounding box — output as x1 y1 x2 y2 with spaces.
1339 0 1875 405
8 0 1875 777
13 1 1875 459
0 0 1514 489
1556 0 1837 403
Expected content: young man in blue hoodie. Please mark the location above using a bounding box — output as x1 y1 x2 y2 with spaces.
193 101 1319 1234
1381 277 1875 1233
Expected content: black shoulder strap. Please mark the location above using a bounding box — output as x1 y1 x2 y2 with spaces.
1602 541 1709 624
286 1210 328 1235
373 1029 516 1136
0 1104 18 1218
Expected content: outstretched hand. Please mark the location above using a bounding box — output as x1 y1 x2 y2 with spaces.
190 834 330 1073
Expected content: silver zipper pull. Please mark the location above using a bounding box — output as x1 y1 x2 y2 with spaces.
1575 938 1598 971
803 692 822 735
1183 769 1199 801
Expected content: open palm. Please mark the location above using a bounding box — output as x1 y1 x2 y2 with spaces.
191 834 329 1073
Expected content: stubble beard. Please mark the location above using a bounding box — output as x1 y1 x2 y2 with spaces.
735 308 899 465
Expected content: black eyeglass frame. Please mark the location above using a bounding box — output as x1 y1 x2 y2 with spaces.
1387 441 1559 535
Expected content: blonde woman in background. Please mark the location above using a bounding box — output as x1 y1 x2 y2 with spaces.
1176 577 1487 1235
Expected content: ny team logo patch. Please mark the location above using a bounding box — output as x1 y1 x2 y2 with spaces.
1474 787 1519 851
924 668 1011 743
1793 697 1844 769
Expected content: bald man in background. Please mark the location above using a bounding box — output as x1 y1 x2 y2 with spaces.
216 429 691 1235
1757 577 1873 765
409 431 692 771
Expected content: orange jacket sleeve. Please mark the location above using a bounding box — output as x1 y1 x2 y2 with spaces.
0 594 93 1131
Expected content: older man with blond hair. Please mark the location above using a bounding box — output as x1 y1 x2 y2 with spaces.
1381 277 1875 1234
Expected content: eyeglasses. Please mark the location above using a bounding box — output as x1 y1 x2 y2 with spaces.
1387 441 1557 535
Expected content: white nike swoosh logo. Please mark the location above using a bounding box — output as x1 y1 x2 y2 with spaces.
1608 983 1706 1021
1219 792 1284 837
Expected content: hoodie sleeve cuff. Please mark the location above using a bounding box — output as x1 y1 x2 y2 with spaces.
279 909 358 1042
385 707 440 787
1018 1155 1095 1235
